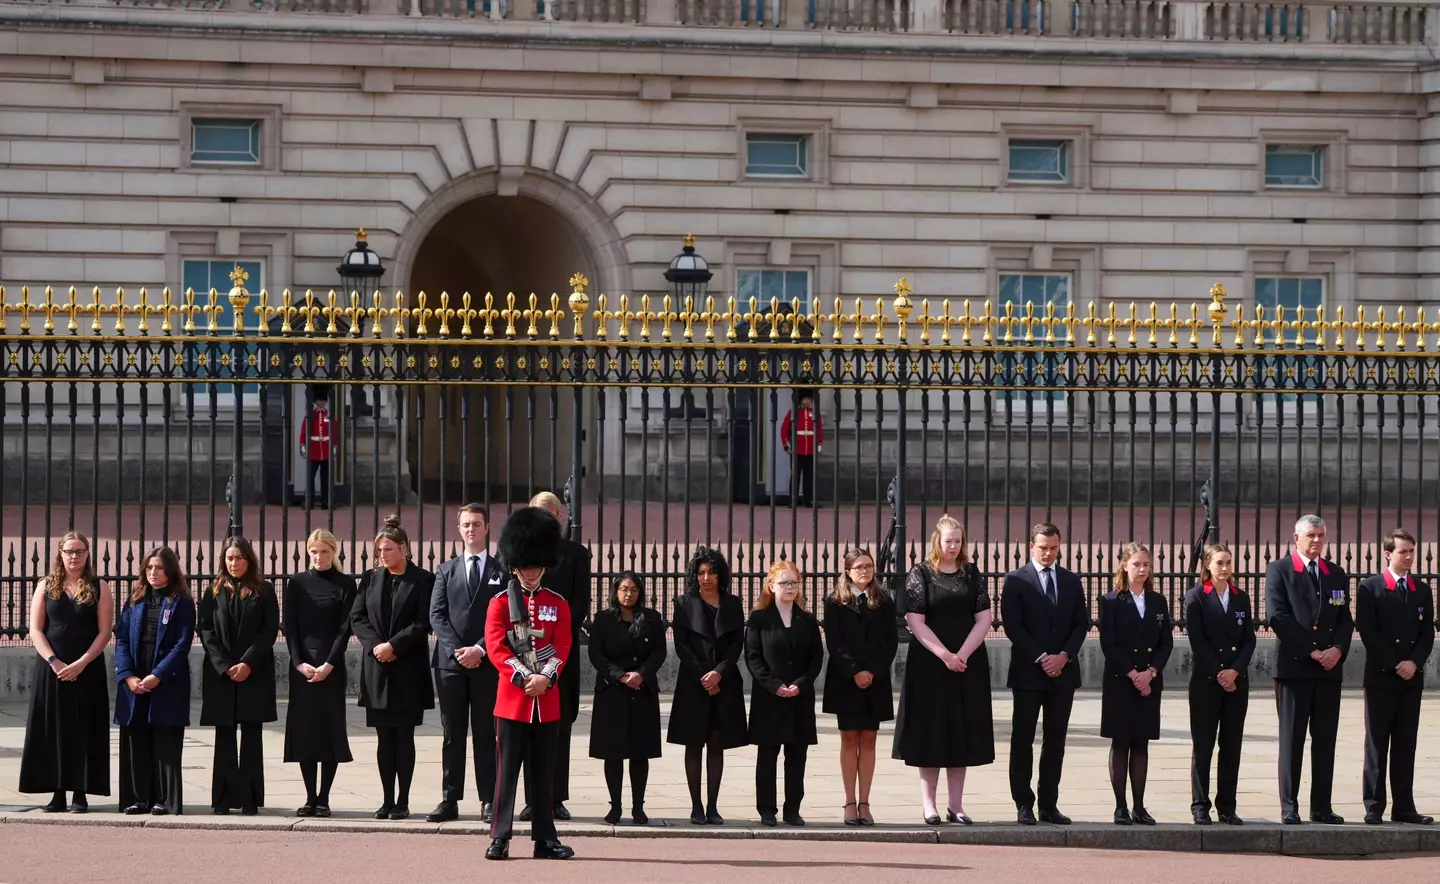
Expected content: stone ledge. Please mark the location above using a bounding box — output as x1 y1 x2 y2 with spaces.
1200 826 1283 853
1278 826 1422 856
1065 824 1205 852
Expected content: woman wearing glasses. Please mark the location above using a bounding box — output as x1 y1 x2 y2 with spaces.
745 561 824 827
19 533 114 813
822 548 897 826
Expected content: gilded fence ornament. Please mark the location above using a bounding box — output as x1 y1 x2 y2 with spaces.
567 273 589 341
917 299 932 344
699 296 719 342
765 298 780 342
89 287 104 333
389 292 408 337
521 293 541 339
724 297 738 342
228 266 250 335
481 292 497 338
322 291 340 335
461 292 481 338
179 288 197 334
252 290 276 333
893 278 913 341
592 294 611 341
741 298 760 342
499 293 518 338
546 293 564 340
19 286 35 332
617 294 632 341
679 296 697 342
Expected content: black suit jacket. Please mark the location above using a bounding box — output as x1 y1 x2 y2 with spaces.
539 537 592 722
430 551 506 672
1355 572 1434 690
1183 581 1256 685
1098 589 1173 691
351 563 436 713
1001 563 1088 691
1265 553 1353 682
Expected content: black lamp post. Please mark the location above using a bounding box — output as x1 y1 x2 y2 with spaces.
337 228 384 417
664 233 712 420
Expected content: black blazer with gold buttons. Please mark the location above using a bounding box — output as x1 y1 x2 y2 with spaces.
1355 572 1434 691
1098 588 1173 690
1183 581 1256 686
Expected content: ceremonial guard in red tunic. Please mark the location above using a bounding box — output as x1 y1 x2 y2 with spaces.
484 507 574 861
298 390 333 508
780 392 824 507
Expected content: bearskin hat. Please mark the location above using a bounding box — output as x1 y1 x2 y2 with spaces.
498 506 562 570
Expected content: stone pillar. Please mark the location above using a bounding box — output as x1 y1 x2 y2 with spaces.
514 0 537 19
646 0 678 23
782 0 809 28
1172 0 1203 40
912 0 944 31
1304 3 1333 41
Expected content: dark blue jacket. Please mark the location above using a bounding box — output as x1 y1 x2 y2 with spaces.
114 591 196 728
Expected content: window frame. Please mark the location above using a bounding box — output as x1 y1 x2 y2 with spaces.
736 266 814 315
179 103 282 172
1263 144 1325 190
190 118 263 166
735 118 831 185
744 132 809 179
1006 139 1072 185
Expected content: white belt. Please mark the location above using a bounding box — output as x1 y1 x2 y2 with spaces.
796 430 815 436
311 436 329 442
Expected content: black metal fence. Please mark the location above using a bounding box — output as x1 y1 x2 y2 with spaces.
2 277 1438 637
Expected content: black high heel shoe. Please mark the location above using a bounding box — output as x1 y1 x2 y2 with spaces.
842 802 861 827
946 809 973 826
857 802 875 827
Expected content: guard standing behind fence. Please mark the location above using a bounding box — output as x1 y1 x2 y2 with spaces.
19 532 113 813
299 388 333 509
1355 529 1435 826
1183 543 1254 826
198 537 279 816
780 392 823 508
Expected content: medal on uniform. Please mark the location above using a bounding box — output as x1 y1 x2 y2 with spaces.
162 602 173 625
1330 589 1344 606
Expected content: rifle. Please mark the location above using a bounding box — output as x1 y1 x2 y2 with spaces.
1182 480 1216 631
875 476 903 621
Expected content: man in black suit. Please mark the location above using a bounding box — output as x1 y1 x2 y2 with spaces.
519 491 592 823
426 503 507 824
1001 522 1089 826
1355 528 1434 825
1265 513 1353 826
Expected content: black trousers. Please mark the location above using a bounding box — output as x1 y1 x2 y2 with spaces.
1362 686 1423 817
1275 678 1341 815
118 723 184 814
212 721 265 810
494 718 558 843
1188 679 1248 814
525 717 572 805
755 743 808 815
1009 686 1075 811
307 459 329 505
436 668 497 804
792 454 815 505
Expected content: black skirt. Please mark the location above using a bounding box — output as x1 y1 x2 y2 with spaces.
284 666 353 764
18 655 111 795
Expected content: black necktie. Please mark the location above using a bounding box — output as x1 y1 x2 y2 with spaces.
468 555 482 595
1042 568 1057 605
1398 576 1408 594
1308 561 1322 595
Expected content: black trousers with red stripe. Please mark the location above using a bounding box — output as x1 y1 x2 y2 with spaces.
491 718 558 843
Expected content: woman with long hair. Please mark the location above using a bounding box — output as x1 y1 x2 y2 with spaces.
822 548 897 826
351 515 435 820
198 536 279 815
746 560 824 827
667 546 747 825
892 515 994 825
588 571 667 825
114 546 194 815
19 532 113 812
1099 541 1173 825
284 529 358 817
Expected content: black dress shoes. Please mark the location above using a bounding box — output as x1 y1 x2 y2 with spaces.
389 806 410 821
1038 807 1072 825
375 804 395 820
518 804 533 822
1217 812 1244 826
1132 807 1156 826
552 803 572 821
604 804 622 825
42 796 67 813
150 806 169 816
296 804 316 817
426 802 459 823
480 802 493 823
705 806 725 825
1114 807 1133 826
1281 811 1303 825
690 806 707 825
314 805 331 818
925 814 944 826
1393 812 1434 825
760 812 778 826
946 809 973 826
1310 811 1345 825
782 812 805 826
1365 812 1384 825
485 840 509 861
70 794 88 814
1192 809 1212 825
533 839 575 860
632 806 649 826
124 803 151 816
212 806 230 816
1017 806 1037 826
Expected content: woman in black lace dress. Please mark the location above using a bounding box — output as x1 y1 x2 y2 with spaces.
892 515 994 825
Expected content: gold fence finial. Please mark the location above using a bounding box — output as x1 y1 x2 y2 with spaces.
229 265 250 334
568 272 590 340
893 277 913 342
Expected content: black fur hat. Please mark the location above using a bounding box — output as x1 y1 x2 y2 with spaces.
498 506 562 570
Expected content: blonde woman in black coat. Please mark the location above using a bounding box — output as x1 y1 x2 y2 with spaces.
746 560 824 827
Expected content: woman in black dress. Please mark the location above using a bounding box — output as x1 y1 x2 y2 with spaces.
893 515 994 825
19 532 113 812
198 536 279 816
1099 542 1171 825
822 548 897 826
746 560 824 827
285 528 357 817
588 571 667 825
114 546 195 815
667 546 747 825
351 515 435 820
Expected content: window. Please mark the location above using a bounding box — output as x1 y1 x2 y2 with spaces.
191 118 262 165
745 133 808 178
182 259 262 395
1264 145 1324 188
1007 139 1070 183
999 273 1070 400
1254 276 1324 339
737 268 811 313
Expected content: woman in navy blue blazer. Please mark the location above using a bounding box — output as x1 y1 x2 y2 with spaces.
114 547 195 815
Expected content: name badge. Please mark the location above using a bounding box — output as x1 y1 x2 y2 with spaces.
1330 590 1345 607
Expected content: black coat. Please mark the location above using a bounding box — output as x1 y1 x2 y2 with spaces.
588 608 666 760
1265 554 1354 682
539 538 592 723
667 591 748 749
1000 563 1088 691
198 582 279 726
430 552 506 672
1183 581 1256 687
1356 572 1435 691
821 592 897 724
1099 589 1173 686
745 606 824 746
351 564 436 714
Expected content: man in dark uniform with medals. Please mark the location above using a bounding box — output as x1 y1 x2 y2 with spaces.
1265 513 1353 826
484 507 574 861
1355 528 1435 825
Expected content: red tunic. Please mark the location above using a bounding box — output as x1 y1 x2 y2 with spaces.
780 406 823 456
299 409 332 462
484 586 573 724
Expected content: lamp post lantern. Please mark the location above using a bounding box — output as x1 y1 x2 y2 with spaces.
664 234 712 419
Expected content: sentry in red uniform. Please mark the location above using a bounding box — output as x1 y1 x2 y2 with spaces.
299 404 332 462
780 401 823 456
484 585 572 724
